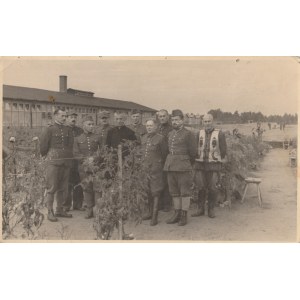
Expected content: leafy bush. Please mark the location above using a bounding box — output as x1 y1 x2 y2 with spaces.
2 145 46 239
76 141 149 240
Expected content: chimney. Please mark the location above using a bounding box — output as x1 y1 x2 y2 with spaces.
59 75 67 93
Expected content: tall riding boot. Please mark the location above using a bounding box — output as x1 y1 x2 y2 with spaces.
143 198 153 220
85 207 94 219
191 190 206 217
48 209 58 222
55 191 72 218
84 191 94 219
46 193 58 222
150 197 159 226
208 190 216 218
178 210 187 226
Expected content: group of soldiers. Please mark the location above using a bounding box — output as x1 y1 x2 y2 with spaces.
40 107 227 228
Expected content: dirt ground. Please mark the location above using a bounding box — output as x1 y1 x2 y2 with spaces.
12 147 296 242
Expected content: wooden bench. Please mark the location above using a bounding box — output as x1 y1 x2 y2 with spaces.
241 177 263 207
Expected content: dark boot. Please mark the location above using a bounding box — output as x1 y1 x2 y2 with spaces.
85 207 94 219
150 197 159 226
143 199 153 220
166 209 181 224
55 210 73 218
191 190 206 217
47 209 58 222
208 191 216 218
178 210 187 226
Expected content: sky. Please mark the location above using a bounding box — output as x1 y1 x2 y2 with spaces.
1 57 299 116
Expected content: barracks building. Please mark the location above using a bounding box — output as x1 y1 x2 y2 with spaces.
3 75 156 128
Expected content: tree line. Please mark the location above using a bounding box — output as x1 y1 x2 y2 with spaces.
206 109 298 124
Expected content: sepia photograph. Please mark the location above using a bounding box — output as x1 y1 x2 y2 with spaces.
1 56 298 241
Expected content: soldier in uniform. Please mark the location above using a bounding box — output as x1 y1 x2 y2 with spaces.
141 119 168 226
157 109 173 138
40 108 73 221
164 109 197 226
106 112 137 157
64 110 84 211
128 109 147 142
74 115 102 219
192 113 227 218
95 110 113 146
157 109 173 211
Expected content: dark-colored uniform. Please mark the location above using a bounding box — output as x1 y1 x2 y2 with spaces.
158 122 173 138
106 125 137 157
141 132 168 225
193 127 227 218
65 125 84 210
141 133 168 197
128 123 147 143
164 127 197 212
157 122 173 210
40 122 74 214
74 132 102 217
95 124 114 147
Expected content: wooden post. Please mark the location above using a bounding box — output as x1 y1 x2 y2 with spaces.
117 144 123 240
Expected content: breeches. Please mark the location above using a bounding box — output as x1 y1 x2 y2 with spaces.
167 171 193 197
194 170 219 192
46 164 70 194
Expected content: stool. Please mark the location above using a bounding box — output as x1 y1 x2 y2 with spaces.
241 177 262 207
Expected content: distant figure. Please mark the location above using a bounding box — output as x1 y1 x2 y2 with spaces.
280 122 283 130
268 122 271 130
256 122 264 141
233 128 242 138
283 122 286 131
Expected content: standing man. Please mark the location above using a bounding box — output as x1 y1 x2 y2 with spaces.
164 109 197 226
141 119 168 226
192 113 227 219
157 109 173 138
128 109 147 142
106 112 137 157
95 110 113 147
40 108 73 221
74 116 102 219
157 109 173 211
64 110 84 211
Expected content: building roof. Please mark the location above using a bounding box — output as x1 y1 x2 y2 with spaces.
3 85 156 113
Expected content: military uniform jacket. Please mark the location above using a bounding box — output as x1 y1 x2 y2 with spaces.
40 122 74 166
158 122 173 139
106 125 137 149
74 132 102 158
70 125 84 138
163 127 197 172
95 124 113 147
128 123 147 142
141 133 168 174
